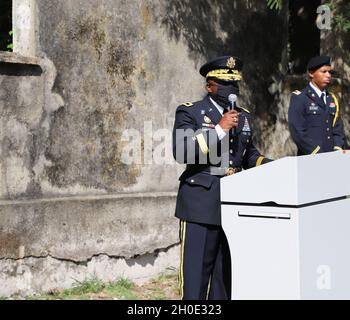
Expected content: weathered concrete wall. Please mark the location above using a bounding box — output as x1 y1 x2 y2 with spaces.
0 0 289 296
0 193 177 260
35 0 287 199
0 192 177 296
161 0 289 157
0 61 41 198
2 1 288 200
36 0 194 196
0 246 179 297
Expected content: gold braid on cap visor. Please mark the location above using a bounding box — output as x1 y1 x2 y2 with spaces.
206 69 242 81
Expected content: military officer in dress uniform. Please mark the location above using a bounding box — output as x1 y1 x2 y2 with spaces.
172 56 272 300
288 55 345 155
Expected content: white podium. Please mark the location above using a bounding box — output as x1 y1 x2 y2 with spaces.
221 151 350 300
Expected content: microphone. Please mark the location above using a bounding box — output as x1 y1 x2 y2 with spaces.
228 94 238 136
228 94 237 111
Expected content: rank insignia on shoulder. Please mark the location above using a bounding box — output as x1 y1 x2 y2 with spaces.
181 102 194 107
292 90 301 95
239 106 250 114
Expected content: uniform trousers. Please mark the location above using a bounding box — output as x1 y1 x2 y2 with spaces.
179 220 231 300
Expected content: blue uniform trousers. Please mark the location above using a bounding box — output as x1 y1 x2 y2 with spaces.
179 220 231 300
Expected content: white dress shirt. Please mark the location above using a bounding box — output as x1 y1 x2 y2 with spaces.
309 82 327 104
209 97 227 140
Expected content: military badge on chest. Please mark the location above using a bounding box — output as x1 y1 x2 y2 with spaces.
242 116 251 135
202 115 215 129
329 102 336 115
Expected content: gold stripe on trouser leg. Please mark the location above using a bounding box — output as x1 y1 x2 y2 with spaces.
179 220 187 299
206 274 212 300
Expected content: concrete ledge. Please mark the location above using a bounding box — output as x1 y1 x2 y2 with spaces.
0 192 178 260
0 51 41 66
0 192 179 296
0 244 180 297
0 191 177 205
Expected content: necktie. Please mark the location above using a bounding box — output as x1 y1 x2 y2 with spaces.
321 92 326 105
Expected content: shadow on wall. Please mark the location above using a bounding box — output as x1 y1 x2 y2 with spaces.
0 63 43 77
161 0 287 128
161 0 288 154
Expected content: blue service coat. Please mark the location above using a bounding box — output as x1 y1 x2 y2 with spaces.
288 84 345 156
172 95 271 225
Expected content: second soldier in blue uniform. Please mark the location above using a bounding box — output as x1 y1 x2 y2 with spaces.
288 55 346 155
173 56 272 300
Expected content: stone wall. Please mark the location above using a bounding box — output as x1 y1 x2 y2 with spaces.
0 0 289 296
2 1 289 200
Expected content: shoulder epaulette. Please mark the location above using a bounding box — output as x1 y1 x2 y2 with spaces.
239 106 250 114
292 90 301 95
181 102 194 107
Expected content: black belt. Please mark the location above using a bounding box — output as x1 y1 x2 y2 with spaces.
205 166 242 176
186 165 242 176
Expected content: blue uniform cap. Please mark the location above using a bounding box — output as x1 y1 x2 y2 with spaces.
307 55 332 71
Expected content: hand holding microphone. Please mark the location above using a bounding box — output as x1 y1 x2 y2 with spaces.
218 94 239 133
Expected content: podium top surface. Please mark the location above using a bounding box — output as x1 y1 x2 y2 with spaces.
220 151 350 206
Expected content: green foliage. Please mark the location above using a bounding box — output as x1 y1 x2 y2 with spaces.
104 278 138 300
0 0 12 51
6 30 13 50
67 278 106 295
266 0 283 11
324 1 350 33
112 278 135 290
267 0 350 33
2 272 180 300
25 277 138 300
